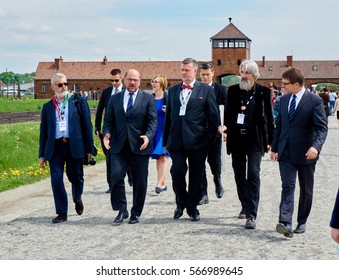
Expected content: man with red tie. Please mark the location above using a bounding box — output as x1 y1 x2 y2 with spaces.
163 58 220 222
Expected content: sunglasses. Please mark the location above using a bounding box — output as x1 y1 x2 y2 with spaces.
111 79 120 83
200 63 212 69
55 82 68 88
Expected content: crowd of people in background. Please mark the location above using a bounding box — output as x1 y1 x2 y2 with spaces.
38 59 338 248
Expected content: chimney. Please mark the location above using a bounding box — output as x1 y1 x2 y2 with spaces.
54 56 63 70
102 56 108 65
287 55 293 67
228 17 232 23
262 56 266 67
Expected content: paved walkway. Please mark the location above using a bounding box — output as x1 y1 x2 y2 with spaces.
0 117 338 261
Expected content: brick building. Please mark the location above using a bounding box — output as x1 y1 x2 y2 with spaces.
34 18 339 99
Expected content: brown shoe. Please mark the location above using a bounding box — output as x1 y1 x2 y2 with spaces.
75 200 84 215
245 218 256 229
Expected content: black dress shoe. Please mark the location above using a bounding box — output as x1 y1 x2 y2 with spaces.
294 223 306 234
75 200 84 215
215 186 224 199
128 215 139 224
114 211 129 223
173 208 184 219
52 214 67 223
189 213 200 222
276 223 293 238
198 195 209 205
105 189 111 193
238 207 246 219
128 177 133 187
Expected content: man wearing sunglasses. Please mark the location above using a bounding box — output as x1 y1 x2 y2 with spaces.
39 73 94 223
95 68 132 193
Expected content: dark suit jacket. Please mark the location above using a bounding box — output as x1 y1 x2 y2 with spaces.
212 82 227 107
330 189 339 228
39 94 94 160
224 83 274 155
103 89 157 155
271 90 328 164
95 85 125 133
162 81 220 152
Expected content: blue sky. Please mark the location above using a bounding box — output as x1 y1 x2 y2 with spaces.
0 0 338 73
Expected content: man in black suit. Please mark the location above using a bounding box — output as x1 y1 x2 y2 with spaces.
39 73 94 223
271 68 328 238
198 62 227 205
330 189 339 244
163 58 220 222
95 68 132 193
223 60 274 230
103 69 157 224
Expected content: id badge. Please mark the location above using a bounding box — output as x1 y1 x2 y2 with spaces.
59 120 66 132
237 113 245 124
179 105 186 116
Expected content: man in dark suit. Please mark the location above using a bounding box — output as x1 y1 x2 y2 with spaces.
162 58 220 222
330 189 339 244
103 69 157 224
198 62 227 205
39 73 94 223
271 68 328 238
95 68 132 193
223 60 274 230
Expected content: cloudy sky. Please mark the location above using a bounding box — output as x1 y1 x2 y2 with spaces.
1 0 338 73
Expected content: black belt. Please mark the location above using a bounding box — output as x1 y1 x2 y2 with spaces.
56 137 69 142
240 129 248 135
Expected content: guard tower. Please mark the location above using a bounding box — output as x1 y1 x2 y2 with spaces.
210 18 252 82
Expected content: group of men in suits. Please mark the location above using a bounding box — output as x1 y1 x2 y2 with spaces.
40 60 333 240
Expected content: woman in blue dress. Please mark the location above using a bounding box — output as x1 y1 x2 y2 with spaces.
150 75 170 194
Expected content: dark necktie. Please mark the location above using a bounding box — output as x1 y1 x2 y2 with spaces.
126 92 133 117
114 88 118 95
288 95 297 120
181 84 192 90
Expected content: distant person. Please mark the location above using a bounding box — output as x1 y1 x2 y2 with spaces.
271 68 328 238
329 90 337 115
150 74 170 194
162 58 220 222
103 69 157 224
39 73 94 223
198 63 227 205
319 88 330 123
223 60 274 230
330 189 339 244
333 94 339 128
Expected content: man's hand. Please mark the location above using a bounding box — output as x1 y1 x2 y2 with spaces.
331 228 339 243
103 134 111 150
270 152 278 161
39 157 47 169
305 147 318 160
140 135 149 150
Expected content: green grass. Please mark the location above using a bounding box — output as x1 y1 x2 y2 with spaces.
0 97 103 193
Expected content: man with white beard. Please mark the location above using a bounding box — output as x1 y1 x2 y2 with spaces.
223 60 274 229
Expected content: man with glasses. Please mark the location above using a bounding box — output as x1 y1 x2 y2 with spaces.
39 73 94 223
198 63 227 205
103 69 157 224
95 68 132 193
271 68 327 238
223 60 274 229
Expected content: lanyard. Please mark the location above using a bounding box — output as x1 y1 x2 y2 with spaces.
180 90 191 106
53 93 71 120
240 90 255 111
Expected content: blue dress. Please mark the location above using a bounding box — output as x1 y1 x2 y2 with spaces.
151 98 170 159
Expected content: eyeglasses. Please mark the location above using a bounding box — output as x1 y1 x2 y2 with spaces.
111 79 120 83
200 63 212 69
55 82 68 88
151 80 160 84
282 81 293 86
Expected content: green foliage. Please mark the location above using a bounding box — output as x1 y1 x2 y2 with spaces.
0 96 48 112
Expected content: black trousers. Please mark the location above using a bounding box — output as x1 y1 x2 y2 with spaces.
170 146 208 215
230 132 262 219
110 141 149 217
278 148 316 225
202 136 222 195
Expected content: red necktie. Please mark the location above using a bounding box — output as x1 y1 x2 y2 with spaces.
181 84 192 89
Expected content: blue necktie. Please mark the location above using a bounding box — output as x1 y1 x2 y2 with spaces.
288 95 296 120
126 93 133 117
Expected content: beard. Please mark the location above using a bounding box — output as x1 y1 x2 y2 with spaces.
239 79 251 91
55 91 68 99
